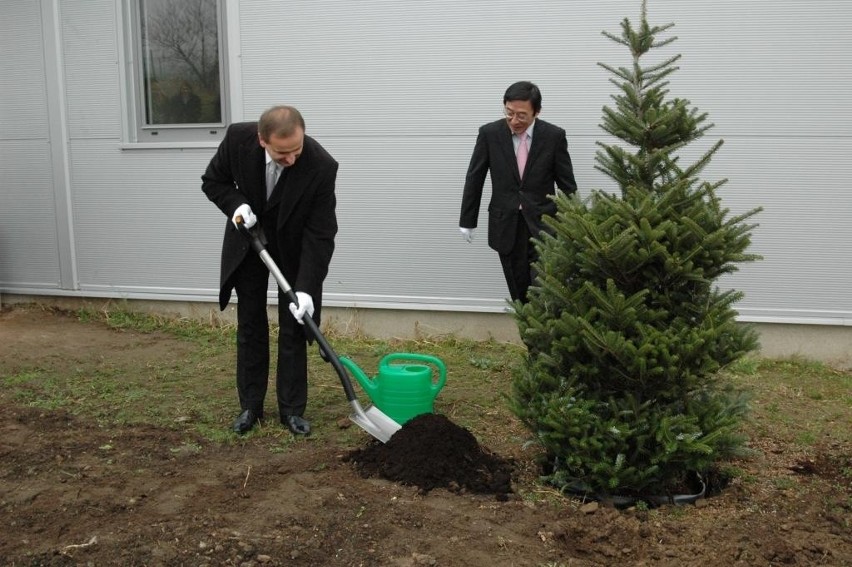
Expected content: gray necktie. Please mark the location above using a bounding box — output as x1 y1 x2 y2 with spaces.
266 161 280 200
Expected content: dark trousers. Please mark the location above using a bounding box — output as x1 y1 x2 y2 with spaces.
498 212 536 304
233 234 308 419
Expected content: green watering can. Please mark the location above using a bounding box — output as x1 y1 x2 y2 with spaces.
339 353 447 425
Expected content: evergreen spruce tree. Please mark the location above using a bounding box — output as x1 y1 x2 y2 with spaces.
510 1 763 498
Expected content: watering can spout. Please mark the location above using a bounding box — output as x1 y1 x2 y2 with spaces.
339 356 377 396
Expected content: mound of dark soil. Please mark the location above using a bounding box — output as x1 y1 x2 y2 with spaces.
345 413 513 500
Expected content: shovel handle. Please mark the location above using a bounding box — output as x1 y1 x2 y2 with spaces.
235 215 271 257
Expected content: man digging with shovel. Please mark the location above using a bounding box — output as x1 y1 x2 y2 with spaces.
202 105 339 436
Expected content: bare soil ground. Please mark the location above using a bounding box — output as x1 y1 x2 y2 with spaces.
1 307 850 566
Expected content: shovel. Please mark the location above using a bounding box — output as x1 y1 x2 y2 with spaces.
235 217 401 443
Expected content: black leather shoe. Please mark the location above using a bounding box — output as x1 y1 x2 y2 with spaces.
233 409 261 435
284 415 311 436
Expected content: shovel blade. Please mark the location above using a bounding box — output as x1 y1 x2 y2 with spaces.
350 403 402 443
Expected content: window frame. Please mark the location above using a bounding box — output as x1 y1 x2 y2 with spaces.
124 0 230 144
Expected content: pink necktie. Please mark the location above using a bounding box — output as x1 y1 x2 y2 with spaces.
517 132 528 178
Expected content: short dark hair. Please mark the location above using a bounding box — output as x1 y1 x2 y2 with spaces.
258 105 305 141
503 81 542 114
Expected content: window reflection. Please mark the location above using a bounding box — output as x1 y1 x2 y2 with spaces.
139 0 222 126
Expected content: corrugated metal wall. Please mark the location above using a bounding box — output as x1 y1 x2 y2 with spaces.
0 0 850 326
0 1 61 289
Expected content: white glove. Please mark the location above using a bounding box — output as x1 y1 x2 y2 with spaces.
288 291 315 325
232 204 257 229
459 227 475 243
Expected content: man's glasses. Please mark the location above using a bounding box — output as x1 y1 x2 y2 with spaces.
504 108 531 122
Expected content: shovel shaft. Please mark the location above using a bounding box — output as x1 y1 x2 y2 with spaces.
237 220 359 403
260 249 359 402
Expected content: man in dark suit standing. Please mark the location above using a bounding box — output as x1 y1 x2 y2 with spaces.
459 81 577 304
202 105 339 436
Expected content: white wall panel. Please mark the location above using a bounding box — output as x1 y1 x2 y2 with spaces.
654 2 852 138
0 142 61 288
60 0 122 139
0 2 60 289
323 136 507 307
236 0 623 137
0 1 49 139
711 138 852 319
68 140 221 292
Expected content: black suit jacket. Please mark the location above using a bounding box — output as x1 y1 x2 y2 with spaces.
459 118 576 254
201 122 339 316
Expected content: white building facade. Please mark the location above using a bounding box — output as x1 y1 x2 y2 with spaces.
1 1 850 366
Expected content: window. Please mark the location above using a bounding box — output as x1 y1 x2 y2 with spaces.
129 0 227 142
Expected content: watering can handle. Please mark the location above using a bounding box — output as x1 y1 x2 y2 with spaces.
380 353 447 391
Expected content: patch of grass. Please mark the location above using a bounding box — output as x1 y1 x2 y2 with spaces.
170 442 203 455
4 371 43 386
727 356 760 376
3 306 849 472
78 305 234 347
6 369 73 410
724 357 852 450
718 464 757 485
196 424 239 444
1 308 236 437
518 486 569 507
772 477 800 491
